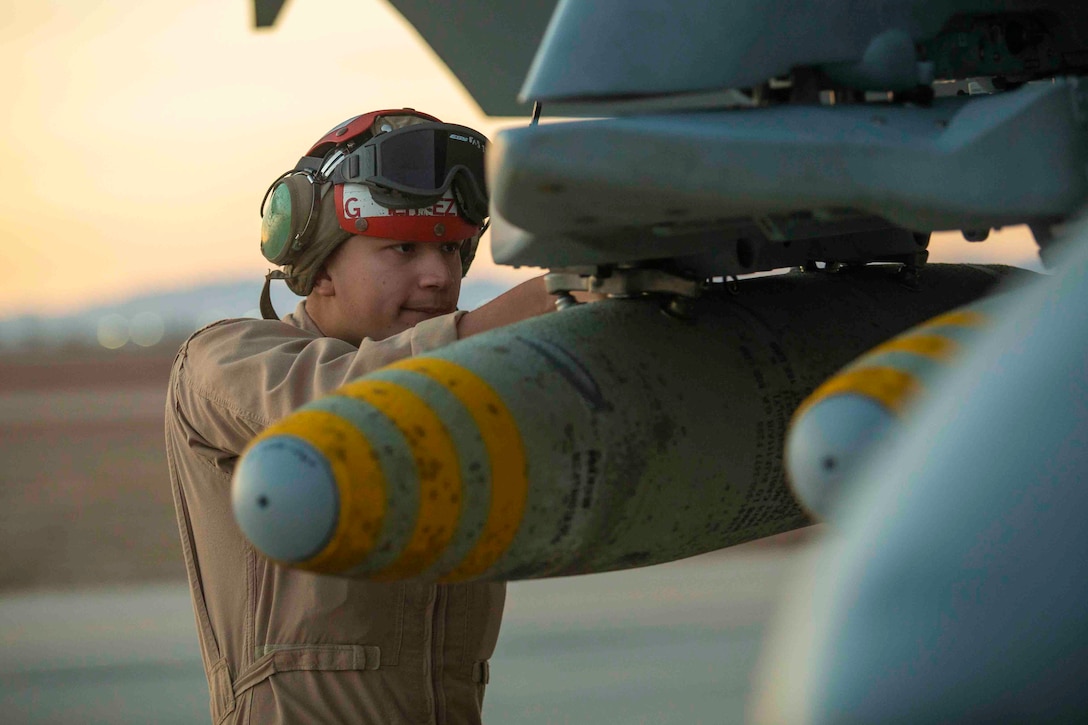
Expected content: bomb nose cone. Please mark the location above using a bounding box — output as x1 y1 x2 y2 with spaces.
786 394 894 520
232 436 339 563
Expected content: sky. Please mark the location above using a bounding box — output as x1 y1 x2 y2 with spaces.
0 0 538 318
0 0 1043 318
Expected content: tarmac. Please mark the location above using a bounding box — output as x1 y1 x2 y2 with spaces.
0 545 812 725
0 344 817 724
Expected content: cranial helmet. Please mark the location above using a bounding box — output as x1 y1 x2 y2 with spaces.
258 109 490 319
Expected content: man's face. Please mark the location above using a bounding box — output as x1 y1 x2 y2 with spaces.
321 235 463 343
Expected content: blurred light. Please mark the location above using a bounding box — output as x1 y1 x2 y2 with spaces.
130 312 164 347
97 314 129 349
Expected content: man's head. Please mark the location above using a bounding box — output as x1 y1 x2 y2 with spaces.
307 233 463 345
258 109 489 339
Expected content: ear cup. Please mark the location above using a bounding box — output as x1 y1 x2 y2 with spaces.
261 174 316 265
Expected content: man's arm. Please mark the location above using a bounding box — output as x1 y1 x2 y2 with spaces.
456 276 556 339
174 276 586 457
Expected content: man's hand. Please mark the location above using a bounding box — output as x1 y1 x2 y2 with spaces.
569 290 608 304
457 275 601 339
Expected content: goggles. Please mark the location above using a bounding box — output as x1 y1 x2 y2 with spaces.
324 123 490 226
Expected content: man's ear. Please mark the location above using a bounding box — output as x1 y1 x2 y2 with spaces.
311 264 335 297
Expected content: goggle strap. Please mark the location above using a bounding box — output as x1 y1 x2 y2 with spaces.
329 148 376 185
260 270 288 321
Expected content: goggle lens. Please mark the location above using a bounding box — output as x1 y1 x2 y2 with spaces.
376 127 488 194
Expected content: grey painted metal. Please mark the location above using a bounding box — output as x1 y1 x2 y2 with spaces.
491 79 1087 270
252 2 1088 116
752 225 1088 723
521 0 1088 101
232 436 338 562
385 0 558 116
252 0 557 115
233 264 1014 581
252 0 289 28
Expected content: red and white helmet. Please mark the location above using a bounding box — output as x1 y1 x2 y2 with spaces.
258 109 487 316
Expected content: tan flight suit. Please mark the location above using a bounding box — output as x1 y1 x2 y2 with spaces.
165 301 505 724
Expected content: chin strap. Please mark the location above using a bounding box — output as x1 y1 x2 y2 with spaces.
260 270 289 320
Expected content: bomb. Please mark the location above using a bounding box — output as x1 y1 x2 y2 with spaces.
784 293 1008 520
233 264 1017 582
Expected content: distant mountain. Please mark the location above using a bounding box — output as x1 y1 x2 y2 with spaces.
0 276 515 351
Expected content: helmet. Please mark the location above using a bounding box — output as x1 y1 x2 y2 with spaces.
258 109 489 318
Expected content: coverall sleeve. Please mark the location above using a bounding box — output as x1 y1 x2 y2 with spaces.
172 311 465 458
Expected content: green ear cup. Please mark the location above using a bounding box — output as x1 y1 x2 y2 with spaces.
261 182 296 264
261 174 317 265
261 181 295 264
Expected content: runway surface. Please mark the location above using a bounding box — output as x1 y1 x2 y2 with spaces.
0 544 811 724
0 346 815 723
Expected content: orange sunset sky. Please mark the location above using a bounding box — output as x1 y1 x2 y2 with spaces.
0 0 1042 319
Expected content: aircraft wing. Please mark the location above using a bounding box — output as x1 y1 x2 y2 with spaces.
253 0 558 116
